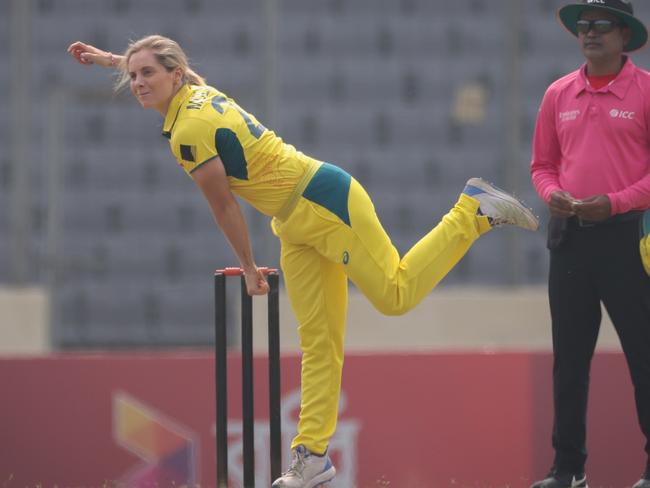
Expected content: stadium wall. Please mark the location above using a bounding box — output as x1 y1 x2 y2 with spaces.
0 286 50 354
0 286 623 353
0 351 642 487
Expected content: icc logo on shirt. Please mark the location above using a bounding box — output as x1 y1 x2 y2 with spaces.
610 108 635 119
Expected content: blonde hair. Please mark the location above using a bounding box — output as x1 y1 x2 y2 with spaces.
115 35 206 92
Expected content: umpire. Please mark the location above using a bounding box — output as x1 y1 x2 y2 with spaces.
530 0 650 487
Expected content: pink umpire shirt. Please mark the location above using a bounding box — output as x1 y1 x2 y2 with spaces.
531 57 650 215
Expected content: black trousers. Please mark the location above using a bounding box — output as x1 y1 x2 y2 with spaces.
548 216 650 474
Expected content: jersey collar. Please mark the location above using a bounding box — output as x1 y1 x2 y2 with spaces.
575 56 636 100
162 84 192 139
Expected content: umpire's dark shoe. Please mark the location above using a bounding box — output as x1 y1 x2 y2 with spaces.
530 470 588 488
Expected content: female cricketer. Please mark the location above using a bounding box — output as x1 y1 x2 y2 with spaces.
68 35 538 488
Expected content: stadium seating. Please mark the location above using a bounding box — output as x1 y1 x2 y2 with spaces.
3 0 650 345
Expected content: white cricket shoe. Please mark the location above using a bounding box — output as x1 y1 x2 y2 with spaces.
463 177 539 231
271 445 336 488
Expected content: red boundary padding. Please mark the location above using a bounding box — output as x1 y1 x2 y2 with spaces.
0 352 642 486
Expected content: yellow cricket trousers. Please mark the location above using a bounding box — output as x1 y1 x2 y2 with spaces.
271 163 491 454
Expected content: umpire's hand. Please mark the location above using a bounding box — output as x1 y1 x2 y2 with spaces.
572 194 612 222
549 190 577 218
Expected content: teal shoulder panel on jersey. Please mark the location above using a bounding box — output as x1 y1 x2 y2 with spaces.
215 128 249 180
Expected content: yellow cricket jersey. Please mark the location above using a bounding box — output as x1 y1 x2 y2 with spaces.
162 84 321 217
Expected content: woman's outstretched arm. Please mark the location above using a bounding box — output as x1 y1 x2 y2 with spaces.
67 41 124 68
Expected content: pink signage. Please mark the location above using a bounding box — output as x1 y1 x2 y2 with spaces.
0 352 643 487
